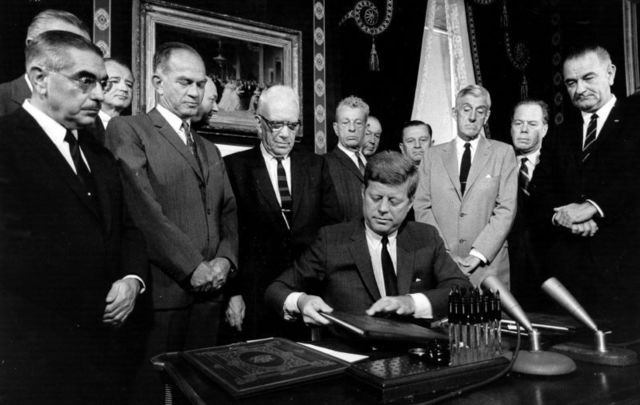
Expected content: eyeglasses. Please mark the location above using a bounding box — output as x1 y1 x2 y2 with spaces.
258 115 300 132
47 70 109 93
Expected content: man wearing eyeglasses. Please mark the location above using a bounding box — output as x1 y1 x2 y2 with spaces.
0 31 146 403
414 84 517 288
326 95 370 221
105 42 238 404
223 85 340 340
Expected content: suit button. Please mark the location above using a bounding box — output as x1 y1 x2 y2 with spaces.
459 213 465 217
459 239 465 244
207 209 211 215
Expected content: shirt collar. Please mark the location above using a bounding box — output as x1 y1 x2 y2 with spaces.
364 222 398 244
456 134 481 151
518 148 541 165
22 99 71 142
259 142 290 162
580 95 616 123
24 73 33 93
338 142 366 162
156 104 188 134
98 110 111 127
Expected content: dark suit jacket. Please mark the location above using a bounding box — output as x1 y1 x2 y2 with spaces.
0 76 31 116
530 97 640 323
0 107 146 402
325 147 364 221
106 108 239 310
224 146 341 338
265 221 471 320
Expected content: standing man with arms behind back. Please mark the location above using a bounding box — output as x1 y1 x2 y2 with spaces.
224 85 340 339
531 45 640 337
0 31 146 404
106 42 238 404
414 85 517 287
325 96 369 221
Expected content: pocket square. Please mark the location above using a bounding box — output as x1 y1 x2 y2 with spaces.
485 174 492 179
415 278 422 282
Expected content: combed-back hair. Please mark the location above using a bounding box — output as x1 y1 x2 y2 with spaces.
511 99 550 125
26 30 102 73
402 120 432 135
563 44 611 65
336 95 370 117
153 42 201 73
365 151 419 199
27 9 90 43
455 84 491 109
257 85 299 116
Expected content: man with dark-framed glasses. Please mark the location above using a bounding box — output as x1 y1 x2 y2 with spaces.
224 85 341 340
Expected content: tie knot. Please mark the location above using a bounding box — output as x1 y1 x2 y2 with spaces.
381 235 389 246
521 156 528 164
590 113 598 122
355 151 362 159
64 130 78 146
181 121 190 132
464 142 471 150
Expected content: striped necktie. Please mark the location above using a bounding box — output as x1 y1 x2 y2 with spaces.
518 156 530 195
182 122 203 173
275 157 292 227
354 151 366 176
582 113 598 162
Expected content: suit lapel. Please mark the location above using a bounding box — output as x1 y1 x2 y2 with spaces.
334 148 363 181
348 222 381 302
441 139 462 199
583 104 623 163
80 131 111 233
192 129 210 183
465 136 491 194
396 225 416 294
149 109 205 183
249 147 289 229
290 150 306 225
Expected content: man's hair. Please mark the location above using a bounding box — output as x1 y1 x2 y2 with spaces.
26 9 90 43
256 85 299 116
402 120 432 136
511 99 550 124
563 44 612 65
335 95 370 118
153 42 201 73
455 84 491 109
105 57 131 71
26 30 102 72
365 151 419 199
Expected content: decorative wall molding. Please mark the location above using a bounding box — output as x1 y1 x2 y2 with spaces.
313 0 327 154
93 0 111 57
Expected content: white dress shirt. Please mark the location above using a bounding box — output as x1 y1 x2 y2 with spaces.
98 110 112 129
517 148 541 180
259 143 292 205
156 104 190 144
581 95 616 147
338 142 367 168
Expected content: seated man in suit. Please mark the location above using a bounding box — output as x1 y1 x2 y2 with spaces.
0 9 90 116
325 96 369 221
361 115 382 157
414 84 517 288
224 85 341 339
0 30 146 404
265 151 471 329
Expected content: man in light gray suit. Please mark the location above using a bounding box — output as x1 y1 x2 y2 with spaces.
106 42 238 404
414 84 517 287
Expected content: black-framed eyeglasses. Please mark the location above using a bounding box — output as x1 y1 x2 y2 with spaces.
47 70 109 93
258 114 300 132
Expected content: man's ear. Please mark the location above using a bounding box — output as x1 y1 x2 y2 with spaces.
151 74 163 94
333 121 339 137
483 109 491 124
27 66 47 96
256 116 264 140
607 63 617 85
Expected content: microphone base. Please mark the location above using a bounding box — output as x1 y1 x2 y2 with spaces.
503 350 576 375
551 342 638 367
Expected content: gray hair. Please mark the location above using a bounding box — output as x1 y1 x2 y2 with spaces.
26 30 102 73
511 99 550 125
26 9 89 44
257 85 299 116
455 84 491 109
335 95 370 118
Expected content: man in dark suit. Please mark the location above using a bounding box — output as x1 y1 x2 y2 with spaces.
0 9 90 116
105 42 238 404
224 85 341 339
508 99 549 309
0 31 146 404
265 151 471 329
531 45 640 336
325 96 369 221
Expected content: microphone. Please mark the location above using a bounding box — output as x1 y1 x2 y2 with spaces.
482 275 576 375
541 277 638 366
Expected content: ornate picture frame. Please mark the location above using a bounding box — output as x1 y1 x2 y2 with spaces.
133 0 302 144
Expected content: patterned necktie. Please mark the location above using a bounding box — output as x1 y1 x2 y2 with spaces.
518 156 530 195
354 151 366 176
64 130 96 198
459 142 471 195
182 122 203 173
582 113 598 162
275 157 293 227
381 235 398 296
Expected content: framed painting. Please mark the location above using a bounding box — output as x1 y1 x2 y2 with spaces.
133 0 302 143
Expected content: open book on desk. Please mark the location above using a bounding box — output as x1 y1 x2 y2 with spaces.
320 311 448 342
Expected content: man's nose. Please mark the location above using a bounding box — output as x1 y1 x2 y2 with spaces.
378 198 390 212
91 82 105 101
211 100 219 113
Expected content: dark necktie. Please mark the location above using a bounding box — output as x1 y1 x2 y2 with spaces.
582 113 598 162
275 157 293 227
64 130 96 197
381 235 398 296
355 151 366 176
518 156 530 195
183 122 203 173
459 142 471 195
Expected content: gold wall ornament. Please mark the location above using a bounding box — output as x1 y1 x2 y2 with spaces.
339 0 394 71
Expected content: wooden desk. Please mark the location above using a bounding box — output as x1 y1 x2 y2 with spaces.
152 343 640 405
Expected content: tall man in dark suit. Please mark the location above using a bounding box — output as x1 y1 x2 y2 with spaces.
0 31 146 404
325 96 369 221
265 151 471 328
0 9 90 116
224 85 341 339
531 45 640 336
106 42 238 404
508 100 549 308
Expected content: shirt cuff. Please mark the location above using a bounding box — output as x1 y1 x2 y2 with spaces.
123 275 146 294
469 248 487 264
585 199 604 218
409 293 433 319
283 292 304 320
